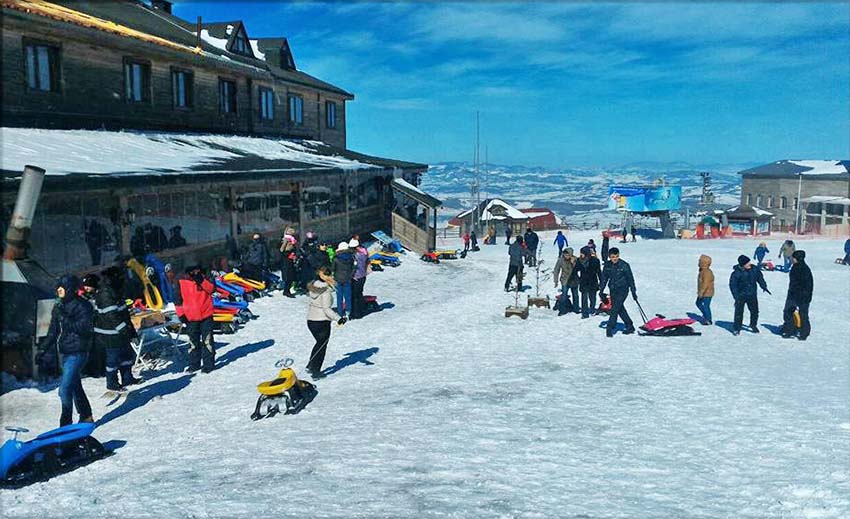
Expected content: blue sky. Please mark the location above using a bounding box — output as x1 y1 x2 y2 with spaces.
174 1 850 168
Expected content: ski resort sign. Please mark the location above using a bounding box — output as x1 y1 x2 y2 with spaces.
607 185 682 213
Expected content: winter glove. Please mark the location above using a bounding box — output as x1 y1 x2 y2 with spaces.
337 317 348 326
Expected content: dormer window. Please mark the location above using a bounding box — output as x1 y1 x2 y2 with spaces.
233 32 247 54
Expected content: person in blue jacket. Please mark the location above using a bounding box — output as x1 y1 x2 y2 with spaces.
553 230 568 255
728 255 770 335
753 241 769 267
843 238 850 265
37 275 95 426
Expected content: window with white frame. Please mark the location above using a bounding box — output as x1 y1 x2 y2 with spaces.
219 79 237 114
756 194 762 207
746 193 753 206
172 69 193 109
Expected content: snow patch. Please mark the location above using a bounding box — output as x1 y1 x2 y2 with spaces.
249 39 265 60
789 160 847 176
198 29 229 52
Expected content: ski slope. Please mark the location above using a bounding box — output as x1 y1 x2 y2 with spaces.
2 232 849 518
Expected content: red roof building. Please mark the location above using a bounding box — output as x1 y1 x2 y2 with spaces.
520 208 560 230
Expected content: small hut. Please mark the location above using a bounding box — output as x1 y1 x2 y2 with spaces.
724 205 774 236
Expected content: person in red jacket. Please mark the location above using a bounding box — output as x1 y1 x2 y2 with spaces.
173 265 216 373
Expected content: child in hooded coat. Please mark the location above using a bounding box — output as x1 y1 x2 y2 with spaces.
696 254 714 325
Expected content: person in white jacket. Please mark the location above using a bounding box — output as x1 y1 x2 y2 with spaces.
306 266 347 378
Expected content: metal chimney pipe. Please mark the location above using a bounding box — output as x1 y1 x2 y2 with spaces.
4 165 46 260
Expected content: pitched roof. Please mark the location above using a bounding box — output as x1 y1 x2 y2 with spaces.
739 160 850 179
8 0 350 95
391 178 442 208
724 205 774 219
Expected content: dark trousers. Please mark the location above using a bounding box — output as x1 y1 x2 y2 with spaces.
558 285 579 314
307 320 332 372
59 353 92 426
186 317 215 371
281 258 294 293
463 242 470 252
105 342 135 388
607 292 634 332
782 298 810 338
505 264 521 290
733 297 759 331
581 289 597 317
351 277 366 319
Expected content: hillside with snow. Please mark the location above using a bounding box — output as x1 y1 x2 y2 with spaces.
2 232 848 518
422 161 751 226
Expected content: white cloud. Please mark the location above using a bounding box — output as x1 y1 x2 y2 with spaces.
411 4 568 43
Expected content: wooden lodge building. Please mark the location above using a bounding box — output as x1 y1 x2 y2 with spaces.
1 0 433 275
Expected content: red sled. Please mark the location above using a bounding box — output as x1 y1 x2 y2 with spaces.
639 315 701 337
597 293 612 314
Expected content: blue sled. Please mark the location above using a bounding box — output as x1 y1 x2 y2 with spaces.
215 278 246 297
214 299 249 311
1 423 109 488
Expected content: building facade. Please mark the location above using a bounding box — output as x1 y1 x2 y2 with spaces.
738 160 850 233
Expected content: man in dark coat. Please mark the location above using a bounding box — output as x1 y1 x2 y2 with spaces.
504 235 524 291
577 246 603 318
782 250 813 340
241 233 269 281
524 228 540 267
729 255 770 335
599 247 636 337
95 267 141 390
504 226 513 245
37 275 95 426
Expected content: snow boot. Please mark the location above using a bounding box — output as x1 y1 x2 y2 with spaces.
623 327 636 335
105 371 122 391
751 325 760 334
119 366 141 386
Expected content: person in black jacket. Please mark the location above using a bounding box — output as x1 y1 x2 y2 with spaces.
782 250 813 340
599 247 636 337
240 233 269 281
729 255 770 335
96 267 141 390
524 228 539 267
504 235 525 291
577 246 603 318
37 275 95 426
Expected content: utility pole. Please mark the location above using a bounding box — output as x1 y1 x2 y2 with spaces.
470 111 481 235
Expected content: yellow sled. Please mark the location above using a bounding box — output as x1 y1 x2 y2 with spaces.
251 367 317 419
433 249 459 260
126 258 164 310
222 272 266 291
213 313 234 323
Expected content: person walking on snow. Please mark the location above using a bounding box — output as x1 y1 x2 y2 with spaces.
279 228 298 297
504 235 525 292
504 226 513 245
93 269 141 390
470 231 479 250
173 265 216 373
778 240 795 272
553 247 579 315
554 230 568 255
333 241 355 318
37 275 95 426
599 247 637 337
754 242 769 267
695 254 714 325
577 246 602 318
349 239 370 319
729 255 770 335
306 267 347 379
782 250 813 340
462 232 471 253
601 234 610 262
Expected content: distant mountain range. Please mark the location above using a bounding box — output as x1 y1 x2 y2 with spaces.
421 161 755 225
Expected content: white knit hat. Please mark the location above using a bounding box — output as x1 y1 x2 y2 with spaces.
337 241 350 251
349 239 359 248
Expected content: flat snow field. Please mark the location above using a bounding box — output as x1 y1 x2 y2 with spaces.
2 231 849 519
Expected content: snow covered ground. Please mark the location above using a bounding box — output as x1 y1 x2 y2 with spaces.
2 231 849 518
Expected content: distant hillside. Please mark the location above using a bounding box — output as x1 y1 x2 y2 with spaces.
421 161 753 226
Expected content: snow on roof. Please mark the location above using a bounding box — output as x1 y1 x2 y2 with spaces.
801 195 850 205
199 29 229 52
249 39 265 61
726 205 773 217
482 199 529 221
788 160 847 176
393 178 427 196
0 127 377 176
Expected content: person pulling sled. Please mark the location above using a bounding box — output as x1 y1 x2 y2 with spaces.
599 248 637 337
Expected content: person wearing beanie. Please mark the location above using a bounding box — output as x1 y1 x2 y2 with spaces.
333 241 355 318
729 254 770 335
350 239 370 319
782 250 813 340
173 265 216 373
599 247 637 337
577 246 602 318
93 268 141 390
553 247 576 315
696 254 715 325
36 275 95 426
